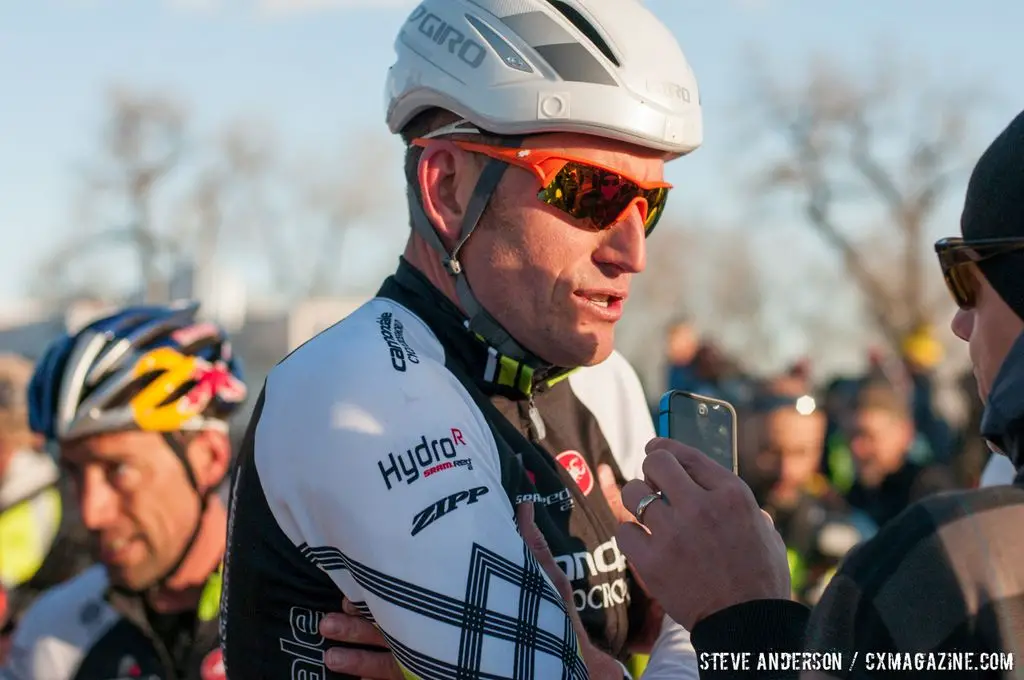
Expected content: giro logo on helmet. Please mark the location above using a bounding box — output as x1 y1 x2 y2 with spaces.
407 6 486 69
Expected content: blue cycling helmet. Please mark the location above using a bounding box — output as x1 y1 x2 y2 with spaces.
29 300 247 442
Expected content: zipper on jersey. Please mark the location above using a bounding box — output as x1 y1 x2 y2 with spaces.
526 393 546 442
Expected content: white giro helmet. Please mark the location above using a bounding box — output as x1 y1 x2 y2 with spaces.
385 0 702 157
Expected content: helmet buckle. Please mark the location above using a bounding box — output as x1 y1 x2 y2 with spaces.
444 256 463 276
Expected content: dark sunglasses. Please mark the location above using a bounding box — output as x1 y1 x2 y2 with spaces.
935 237 1024 308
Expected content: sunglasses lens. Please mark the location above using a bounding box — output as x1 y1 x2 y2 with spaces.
944 263 976 308
642 187 669 234
936 240 979 309
538 162 668 233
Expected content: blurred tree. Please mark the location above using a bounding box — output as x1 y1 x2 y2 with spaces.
620 219 778 396
177 119 277 295
703 227 773 363
33 86 398 305
33 86 187 304
743 51 983 351
252 136 396 300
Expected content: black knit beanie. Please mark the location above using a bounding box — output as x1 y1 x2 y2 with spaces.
960 108 1024 322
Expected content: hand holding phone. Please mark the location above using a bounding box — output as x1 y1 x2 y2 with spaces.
657 390 738 473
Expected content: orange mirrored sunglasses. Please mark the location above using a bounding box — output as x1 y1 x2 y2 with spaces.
411 138 673 234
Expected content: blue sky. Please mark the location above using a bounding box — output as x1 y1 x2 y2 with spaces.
1 0 1023 308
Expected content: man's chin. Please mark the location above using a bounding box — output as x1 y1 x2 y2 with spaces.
104 565 155 593
542 337 614 368
520 322 615 368
577 343 615 367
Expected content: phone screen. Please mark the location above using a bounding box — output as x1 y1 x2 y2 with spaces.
658 391 737 472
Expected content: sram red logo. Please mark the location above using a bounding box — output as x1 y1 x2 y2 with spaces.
556 450 594 496
411 486 489 536
516 488 573 513
378 428 472 490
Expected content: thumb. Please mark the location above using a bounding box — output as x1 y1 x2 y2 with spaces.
517 501 556 567
597 464 628 523
516 502 572 600
516 501 590 643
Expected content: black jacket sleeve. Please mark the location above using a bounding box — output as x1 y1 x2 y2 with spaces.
689 599 811 679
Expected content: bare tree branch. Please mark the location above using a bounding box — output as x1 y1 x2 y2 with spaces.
247 134 392 300
743 52 980 351
37 86 190 303
33 86 421 307
848 112 905 217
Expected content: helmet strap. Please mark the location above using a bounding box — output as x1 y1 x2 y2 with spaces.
407 142 550 370
114 432 219 597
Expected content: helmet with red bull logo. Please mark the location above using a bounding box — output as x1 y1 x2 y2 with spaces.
28 300 247 443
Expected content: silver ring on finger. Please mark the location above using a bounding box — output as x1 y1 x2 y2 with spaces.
634 491 665 524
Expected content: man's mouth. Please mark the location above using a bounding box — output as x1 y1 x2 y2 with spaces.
97 534 142 563
106 537 130 552
575 291 627 308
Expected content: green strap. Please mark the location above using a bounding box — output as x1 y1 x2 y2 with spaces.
197 562 223 623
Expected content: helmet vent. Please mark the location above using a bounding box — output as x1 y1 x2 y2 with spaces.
542 0 620 67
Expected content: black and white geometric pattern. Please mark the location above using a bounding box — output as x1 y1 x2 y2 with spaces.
299 543 589 680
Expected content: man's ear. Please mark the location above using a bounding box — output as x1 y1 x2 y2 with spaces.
186 430 232 493
417 142 481 249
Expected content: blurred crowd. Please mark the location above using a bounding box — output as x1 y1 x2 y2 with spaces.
659 317 988 606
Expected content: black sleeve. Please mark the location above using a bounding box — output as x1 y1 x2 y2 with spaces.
689 599 811 680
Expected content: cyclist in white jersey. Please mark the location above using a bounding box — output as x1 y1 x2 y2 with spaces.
221 0 703 677
316 351 700 679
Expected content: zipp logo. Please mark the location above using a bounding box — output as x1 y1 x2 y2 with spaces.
378 428 472 490
377 312 419 372
411 486 489 536
407 5 486 69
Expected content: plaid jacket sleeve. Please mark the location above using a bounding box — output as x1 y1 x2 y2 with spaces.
802 485 1024 679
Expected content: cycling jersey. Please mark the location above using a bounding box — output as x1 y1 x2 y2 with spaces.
221 258 667 679
0 451 94 635
0 450 62 591
0 565 223 680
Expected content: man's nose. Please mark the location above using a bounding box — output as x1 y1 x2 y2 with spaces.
595 204 647 274
78 469 119 531
951 308 973 342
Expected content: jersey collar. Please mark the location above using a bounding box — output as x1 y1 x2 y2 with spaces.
382 259 576 398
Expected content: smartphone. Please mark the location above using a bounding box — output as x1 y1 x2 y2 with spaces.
657 390 738 473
